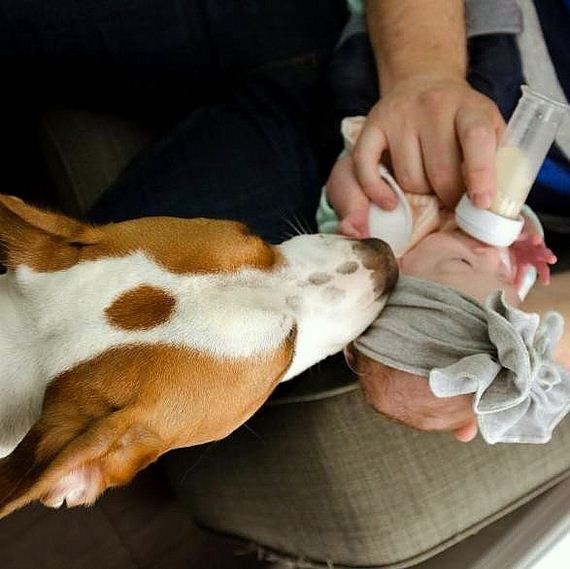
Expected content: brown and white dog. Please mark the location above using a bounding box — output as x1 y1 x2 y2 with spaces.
0 194 397 518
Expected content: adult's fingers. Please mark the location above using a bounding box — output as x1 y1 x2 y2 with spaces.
338 211 369 238
326 157 372 238
336 178 371 238
353 123 398 210
421 113 464 208
389 132 431 195
456 106 500 208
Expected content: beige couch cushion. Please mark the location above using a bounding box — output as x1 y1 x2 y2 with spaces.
165 357 570 569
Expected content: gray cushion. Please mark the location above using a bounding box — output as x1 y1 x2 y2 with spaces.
165 358 570 569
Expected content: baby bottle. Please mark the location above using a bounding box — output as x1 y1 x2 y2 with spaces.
456 86 569 247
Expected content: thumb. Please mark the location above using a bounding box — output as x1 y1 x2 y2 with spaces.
339 208 370 238
353 123 398 210
327 156 372 238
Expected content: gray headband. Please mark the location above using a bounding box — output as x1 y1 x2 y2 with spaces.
355 276 570 444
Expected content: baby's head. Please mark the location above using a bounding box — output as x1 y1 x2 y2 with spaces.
400 217 521 305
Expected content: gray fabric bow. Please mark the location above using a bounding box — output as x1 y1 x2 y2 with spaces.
355 275 570 444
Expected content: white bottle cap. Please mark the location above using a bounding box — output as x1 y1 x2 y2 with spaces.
367 171 413 257
455 194 524 247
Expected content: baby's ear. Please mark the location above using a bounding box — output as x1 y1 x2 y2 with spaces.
0 403 163 518
0 194 100 270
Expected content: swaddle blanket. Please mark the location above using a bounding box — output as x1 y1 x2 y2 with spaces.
355 275 570 444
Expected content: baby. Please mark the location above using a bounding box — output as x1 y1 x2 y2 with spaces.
317 117 565 444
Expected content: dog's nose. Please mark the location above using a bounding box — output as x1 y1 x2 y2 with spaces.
359 238 391 256
353 238 399 296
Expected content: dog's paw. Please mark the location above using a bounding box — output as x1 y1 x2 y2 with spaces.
41 466 102 509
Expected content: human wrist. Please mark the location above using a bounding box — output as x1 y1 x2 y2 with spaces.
379 67 467 96
365 0 467 95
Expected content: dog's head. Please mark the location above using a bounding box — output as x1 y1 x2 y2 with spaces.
0 195 397 517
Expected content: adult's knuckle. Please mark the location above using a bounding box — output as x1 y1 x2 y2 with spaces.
399 174 427 194
464 164 489 181
429 167 456 191
478 95 501 115
462 122 492 143
383 96 408 116
366 120 386 136
419 88 449 115
464 164 486 175
351 148 368 167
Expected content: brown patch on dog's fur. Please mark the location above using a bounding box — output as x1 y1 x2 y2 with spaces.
84 217 279 275
106 285 176 331
0 195 99 271
0 328 296 518
0 194 278 275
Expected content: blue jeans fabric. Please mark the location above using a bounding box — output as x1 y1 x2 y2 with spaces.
1 0 347 243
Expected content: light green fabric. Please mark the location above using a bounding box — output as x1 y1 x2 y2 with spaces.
315 189 339 234
345 0 364 16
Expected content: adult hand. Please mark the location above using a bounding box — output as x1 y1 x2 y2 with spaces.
356 75 505 210
328 76 506 238
355 351 478 443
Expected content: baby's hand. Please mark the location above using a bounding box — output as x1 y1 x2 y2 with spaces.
511 233 557 287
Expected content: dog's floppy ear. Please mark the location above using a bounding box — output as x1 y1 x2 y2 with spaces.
0 194 100 270
0 392 163 519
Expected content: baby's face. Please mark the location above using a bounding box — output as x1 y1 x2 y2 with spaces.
400 219 520 305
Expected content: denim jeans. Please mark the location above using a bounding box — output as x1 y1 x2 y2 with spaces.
1 0 347 243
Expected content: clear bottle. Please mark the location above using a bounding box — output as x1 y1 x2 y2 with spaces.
456 86 569 247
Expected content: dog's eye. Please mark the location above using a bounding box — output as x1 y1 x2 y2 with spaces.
69 241 90 249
